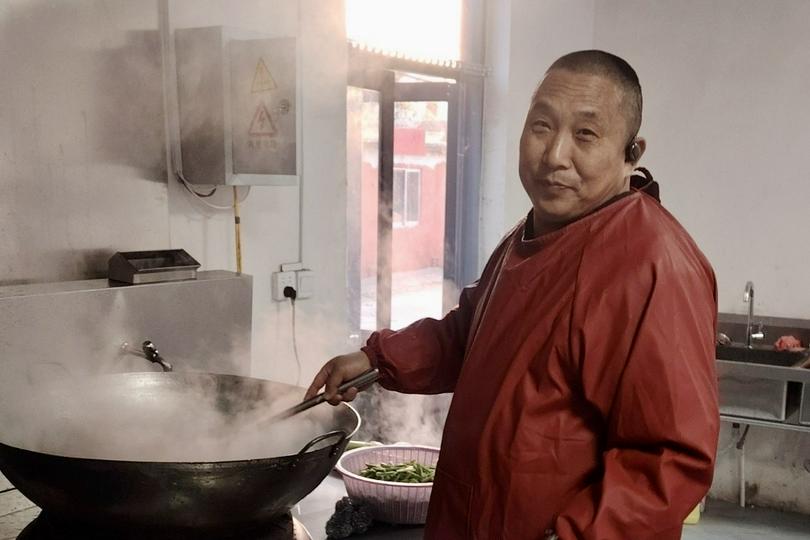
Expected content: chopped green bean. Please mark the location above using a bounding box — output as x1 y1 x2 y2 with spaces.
359 460 435 483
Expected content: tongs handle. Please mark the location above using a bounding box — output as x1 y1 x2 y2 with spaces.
272 368 380 423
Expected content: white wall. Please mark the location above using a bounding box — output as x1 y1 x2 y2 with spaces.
166 0 350 384
592 0 810 319
0 0 169 284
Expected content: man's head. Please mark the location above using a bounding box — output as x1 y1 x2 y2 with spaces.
519 50 646 234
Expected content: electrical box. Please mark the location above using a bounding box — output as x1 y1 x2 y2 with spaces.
174 26 299 186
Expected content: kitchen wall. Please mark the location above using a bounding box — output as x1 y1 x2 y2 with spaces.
164 0 350 384
0 0 169 284
484 0 810 514
593 0 810 320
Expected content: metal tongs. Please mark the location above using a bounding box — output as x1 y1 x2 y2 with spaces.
264 368 380 425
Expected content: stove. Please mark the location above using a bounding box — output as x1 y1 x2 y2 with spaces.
17 512 312 540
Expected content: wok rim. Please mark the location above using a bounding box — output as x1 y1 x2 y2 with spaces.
0 402 359 466
0 371 361 465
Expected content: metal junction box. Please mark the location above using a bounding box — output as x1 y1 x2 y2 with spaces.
175 26 299 186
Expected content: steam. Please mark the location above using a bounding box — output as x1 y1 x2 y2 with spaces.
251 273 456 450
354 387 450 447
0 371 345 462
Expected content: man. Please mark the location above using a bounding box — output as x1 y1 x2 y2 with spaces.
306 50 719 539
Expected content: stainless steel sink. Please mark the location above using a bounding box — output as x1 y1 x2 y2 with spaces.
716 314 810 423
715 344 810 368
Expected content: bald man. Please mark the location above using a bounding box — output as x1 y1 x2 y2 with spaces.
307 50 719 539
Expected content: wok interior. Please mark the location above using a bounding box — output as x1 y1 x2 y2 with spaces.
0 372 357 462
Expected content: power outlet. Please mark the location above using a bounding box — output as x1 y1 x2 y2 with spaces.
271 271 296 301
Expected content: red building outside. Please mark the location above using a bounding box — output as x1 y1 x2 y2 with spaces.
360 105 447 280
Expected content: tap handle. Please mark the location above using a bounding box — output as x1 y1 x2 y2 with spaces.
142 340 173 372
142 340 159 361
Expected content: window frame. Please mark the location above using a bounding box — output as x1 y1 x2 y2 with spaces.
393 167 422 228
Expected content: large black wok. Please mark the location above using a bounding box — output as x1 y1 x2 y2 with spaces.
0 372 359 533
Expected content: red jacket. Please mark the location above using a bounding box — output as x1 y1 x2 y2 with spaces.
364 192 719 539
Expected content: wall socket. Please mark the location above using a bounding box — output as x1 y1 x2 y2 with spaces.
271 271 296 301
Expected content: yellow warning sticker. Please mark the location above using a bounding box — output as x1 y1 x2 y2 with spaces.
249 102 277 137
251 58 277 93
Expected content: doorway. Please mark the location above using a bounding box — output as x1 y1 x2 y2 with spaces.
347 70 460 335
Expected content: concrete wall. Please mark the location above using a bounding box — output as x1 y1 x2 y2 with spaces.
482 0 810 514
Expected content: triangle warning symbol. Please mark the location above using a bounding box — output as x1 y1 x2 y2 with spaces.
252 58 277 93
249 102 277 137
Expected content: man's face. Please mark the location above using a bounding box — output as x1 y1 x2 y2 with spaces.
519 69 636 232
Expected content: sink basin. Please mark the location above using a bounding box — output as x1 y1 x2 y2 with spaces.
716 343 808 422
716 314 810 423
716 344 810 368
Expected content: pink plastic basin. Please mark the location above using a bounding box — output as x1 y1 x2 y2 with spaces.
336 445 439 524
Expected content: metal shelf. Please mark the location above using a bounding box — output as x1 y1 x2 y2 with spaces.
720 415 810 434
716 359 810 383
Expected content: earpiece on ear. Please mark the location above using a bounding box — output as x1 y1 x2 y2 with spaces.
625 141 641 162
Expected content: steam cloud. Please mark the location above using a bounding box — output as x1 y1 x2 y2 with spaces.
0 367 346 463
353 386 451 447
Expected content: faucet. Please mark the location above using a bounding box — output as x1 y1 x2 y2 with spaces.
743 281 764 347
119 340 173 371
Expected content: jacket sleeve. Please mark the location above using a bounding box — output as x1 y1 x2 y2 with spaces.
555 247 720 539
362 232 513 395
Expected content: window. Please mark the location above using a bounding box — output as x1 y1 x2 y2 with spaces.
345 0 461 64
393 168 421 227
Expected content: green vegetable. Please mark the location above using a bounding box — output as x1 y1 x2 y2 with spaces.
359 460 435 483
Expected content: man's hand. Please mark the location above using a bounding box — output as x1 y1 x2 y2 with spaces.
304 351 372 405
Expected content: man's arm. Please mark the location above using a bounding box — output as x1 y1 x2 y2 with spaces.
555 251 719 539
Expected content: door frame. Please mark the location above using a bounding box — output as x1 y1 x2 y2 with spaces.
348 64 461 332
